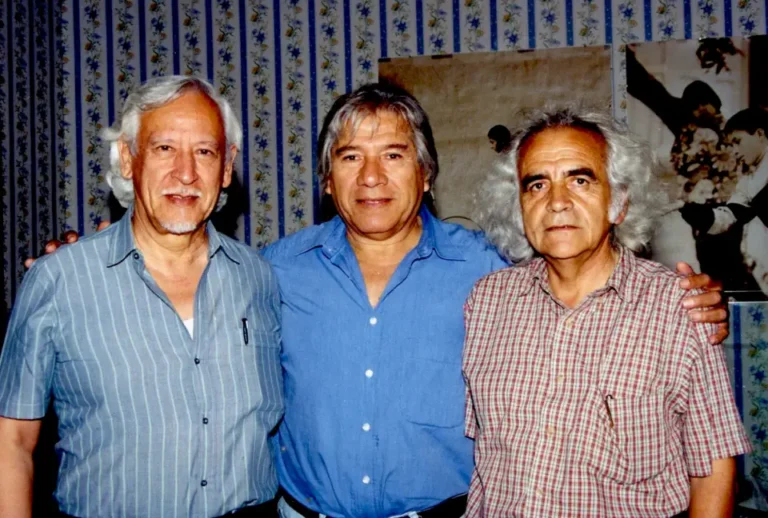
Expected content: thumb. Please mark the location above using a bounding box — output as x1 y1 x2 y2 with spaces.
676 262 695 276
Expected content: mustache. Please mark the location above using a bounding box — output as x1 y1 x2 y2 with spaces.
161 187 202 197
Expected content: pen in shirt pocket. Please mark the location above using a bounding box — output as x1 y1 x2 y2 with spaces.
241 318 249 345
603 394 614 429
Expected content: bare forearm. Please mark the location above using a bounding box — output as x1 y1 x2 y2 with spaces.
689 457 736 518
0 444 34 518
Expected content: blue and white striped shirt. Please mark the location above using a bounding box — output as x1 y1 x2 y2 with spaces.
0 212 283 518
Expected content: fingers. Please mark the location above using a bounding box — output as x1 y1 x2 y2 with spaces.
679 272 723 291
97 220 111 231
24 238 64 269
682 290 722 310
45 239 63 254
708 323 730 345
687 306 728 324
63 231 79 243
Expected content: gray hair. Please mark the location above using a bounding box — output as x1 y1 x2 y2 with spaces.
317 82 439 190
102 76 243 209
475 106 665 263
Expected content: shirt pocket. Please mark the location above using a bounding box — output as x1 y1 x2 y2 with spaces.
579 386 668 485
401 357 465 428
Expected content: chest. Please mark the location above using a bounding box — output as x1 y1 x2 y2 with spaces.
146 265 205 320
465 292 683 416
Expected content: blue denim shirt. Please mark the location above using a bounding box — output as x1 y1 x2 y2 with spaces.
263 207 508 517
0 212 283 517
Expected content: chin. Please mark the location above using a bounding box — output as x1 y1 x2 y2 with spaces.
160 221 202 234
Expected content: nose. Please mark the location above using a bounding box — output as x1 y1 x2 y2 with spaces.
546 181 573 213
172 149 198 185
357 157 386 187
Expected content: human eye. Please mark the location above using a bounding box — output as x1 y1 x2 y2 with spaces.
341 153 360 161
385 152 403 160
527 181 546 192
156 144 173 152
197 147 218 157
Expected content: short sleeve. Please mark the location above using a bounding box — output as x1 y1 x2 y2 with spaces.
682 321 751 476
0 261 58 419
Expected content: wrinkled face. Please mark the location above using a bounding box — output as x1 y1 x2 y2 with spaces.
518 126 623 261
732 129 767 166
119 90 236 235
326 111 429 241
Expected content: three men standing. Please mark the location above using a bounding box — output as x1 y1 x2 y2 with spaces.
1 80 733 518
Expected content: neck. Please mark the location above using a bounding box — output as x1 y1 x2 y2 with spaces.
131 211 210 269
347 216 424 267
545 237 618 309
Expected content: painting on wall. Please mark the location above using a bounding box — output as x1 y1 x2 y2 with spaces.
627 37 768 299
379 46 613 228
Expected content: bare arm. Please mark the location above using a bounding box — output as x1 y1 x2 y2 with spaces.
689 457 736 518
0 417 42 518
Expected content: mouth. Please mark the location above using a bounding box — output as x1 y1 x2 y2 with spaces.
162 189 202 205
356 198 392 207
546 225 578 232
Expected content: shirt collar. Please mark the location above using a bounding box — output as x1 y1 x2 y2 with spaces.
520 244 638 303
292 204 468 262
107 205 240 267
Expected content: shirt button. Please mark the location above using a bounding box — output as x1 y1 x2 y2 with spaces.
203 417 209 425
201 480 207 487
194 357 201 365
564 319 573 328
556 375 565 383
362 475 371 484
362 423 371 432
132 252 140 260
535 488 543 497
369 317 378 325
546 425 555 436
365 369 374 378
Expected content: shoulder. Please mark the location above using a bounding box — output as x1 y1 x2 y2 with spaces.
469 260 533 302
432 218 509 269
630 256 688 304
28 226 115 279
261 222 333 265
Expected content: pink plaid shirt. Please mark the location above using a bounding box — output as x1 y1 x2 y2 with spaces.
463 247 750 517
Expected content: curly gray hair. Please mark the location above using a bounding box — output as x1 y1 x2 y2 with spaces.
475 107 665 263
102 76 243 210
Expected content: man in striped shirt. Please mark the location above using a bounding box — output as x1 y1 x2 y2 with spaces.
0 77 283 517
464 107 750 517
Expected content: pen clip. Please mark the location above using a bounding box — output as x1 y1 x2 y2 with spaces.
604 394 614 429
241 318 249 346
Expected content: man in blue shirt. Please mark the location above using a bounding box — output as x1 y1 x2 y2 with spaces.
266 84 728 518
0 77 283 517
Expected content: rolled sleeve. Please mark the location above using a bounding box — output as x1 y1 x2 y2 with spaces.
0 261 58 419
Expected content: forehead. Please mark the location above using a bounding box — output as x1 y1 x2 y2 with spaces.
335 110 414 146
518 126 607 172
140 90 225 138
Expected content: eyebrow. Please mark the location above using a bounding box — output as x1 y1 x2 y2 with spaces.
520 168 597 190
149 137 221 147
334 142 410 156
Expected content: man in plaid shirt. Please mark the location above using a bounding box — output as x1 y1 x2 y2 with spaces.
463 107 751 517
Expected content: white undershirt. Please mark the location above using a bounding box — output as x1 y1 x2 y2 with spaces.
183 318 194 338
